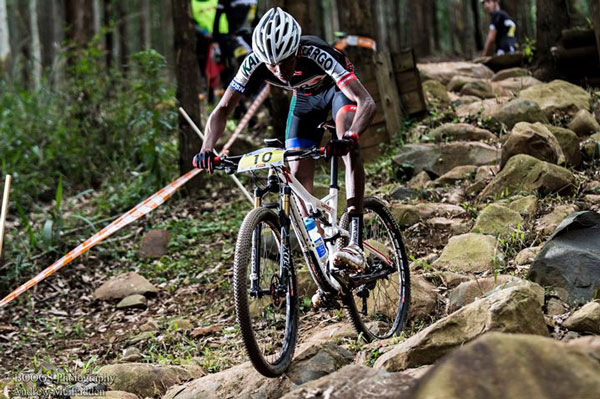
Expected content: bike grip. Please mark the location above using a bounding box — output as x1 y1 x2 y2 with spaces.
319 147 326 155
213 156 221 166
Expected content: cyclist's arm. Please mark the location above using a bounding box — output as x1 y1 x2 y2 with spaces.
200 86 244 152
483 28 496 56
339 79 376 135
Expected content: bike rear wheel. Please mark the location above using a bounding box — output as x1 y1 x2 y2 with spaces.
233 207 298 377
339 196 410 341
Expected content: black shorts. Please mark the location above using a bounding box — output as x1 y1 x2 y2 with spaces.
285 86 355 149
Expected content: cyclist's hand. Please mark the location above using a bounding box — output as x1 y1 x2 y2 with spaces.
193 151 216 174
343 130 359 147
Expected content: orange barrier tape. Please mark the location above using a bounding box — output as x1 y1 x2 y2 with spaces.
334 36 377 52
221 85 271 156
0 168 202 308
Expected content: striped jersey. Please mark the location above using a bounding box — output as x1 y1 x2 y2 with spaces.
230 35 357 95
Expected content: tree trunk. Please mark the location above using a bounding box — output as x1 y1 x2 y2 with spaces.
103 0 112 68
28 0 41 89
0 0 10 74
117 1 128 73
407 0 432 58
592 0 600 66
535 0 569 80
471 0 483 51
140 0 151 50
65 0 94 48
172 0 203 185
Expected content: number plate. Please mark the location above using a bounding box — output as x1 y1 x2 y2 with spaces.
237 148 285 173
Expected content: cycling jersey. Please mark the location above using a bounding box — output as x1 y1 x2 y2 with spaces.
230 35 359 149
230 35 357 96
490 10 516 54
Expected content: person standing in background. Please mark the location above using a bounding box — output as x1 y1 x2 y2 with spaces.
481 0 517 56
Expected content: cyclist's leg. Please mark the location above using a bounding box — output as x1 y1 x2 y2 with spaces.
332 90 365 216
285 92 327 197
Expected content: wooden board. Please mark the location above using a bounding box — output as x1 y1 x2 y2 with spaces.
374 52 403 138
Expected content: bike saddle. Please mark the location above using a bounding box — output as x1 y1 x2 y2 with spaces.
318 120 336 131
264 138 284 147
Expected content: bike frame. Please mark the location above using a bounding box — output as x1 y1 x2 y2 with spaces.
251 152 394 297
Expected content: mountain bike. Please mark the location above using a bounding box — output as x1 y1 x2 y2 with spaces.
212 127 410 377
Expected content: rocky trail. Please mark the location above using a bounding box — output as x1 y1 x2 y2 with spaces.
1 60 600 399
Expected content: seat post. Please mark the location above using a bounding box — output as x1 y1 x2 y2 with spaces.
330 155 339 189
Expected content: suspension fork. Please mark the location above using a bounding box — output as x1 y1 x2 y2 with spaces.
249 188 262 296
277 185 293 296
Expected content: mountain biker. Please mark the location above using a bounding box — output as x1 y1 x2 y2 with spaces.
481 0 517 56
193 7 377 297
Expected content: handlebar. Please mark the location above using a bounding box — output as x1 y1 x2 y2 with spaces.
211 137 356 172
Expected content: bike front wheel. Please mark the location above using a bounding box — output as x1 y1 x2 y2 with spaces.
233 207 298 377
339 196 411 341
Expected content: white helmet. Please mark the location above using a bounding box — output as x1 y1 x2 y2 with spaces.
252 7 302 64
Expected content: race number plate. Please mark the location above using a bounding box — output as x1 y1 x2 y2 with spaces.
237 148 285 173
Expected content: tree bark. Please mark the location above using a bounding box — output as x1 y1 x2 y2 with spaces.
471 0 483 51
103 0 112 68
117 1 128 73
0 0 10 74
28 0 41 89
172 0 203 185
65 0 94 48
592 0 600 66
140 0 151 50
535 0 569 80
407 0 433 58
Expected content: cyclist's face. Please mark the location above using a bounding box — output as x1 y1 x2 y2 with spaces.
266 54 297 83
483 0 498 13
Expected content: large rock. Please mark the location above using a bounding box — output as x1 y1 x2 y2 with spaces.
116 294 148 310
138 229 170 258
535 204 579 236
94 272 158 301
546 125 583 167
582 132 600 160
500 122 564 168
479 154 575 199
434 165 478 186
508 195 538 217
492 76 542 96
96 363 192 397
491 99 548 129
456 97 510 118
390 204 422 227
520 80 592 117
447 275 521 312
418 62 494 84
411 275 438 320
428 123 497 143
471 204 523 236
409 332 600 399
432 233 498 273
281 365 415 399
567 109 600 137
393 142 499 177
460 80 494 99
563 301 600 334
491 67 529 82
374 281 547 371
447 76 479 92
482 52 524 71
164 342 353 399
423 80 451 108
528 211 600 304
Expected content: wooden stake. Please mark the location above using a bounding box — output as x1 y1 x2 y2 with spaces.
0 174 12 260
